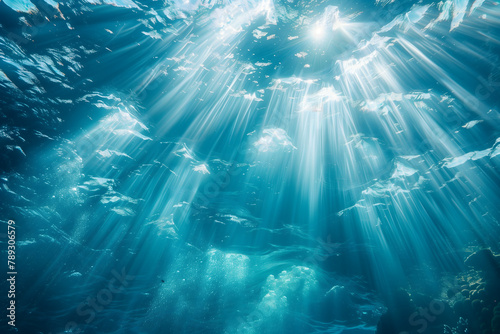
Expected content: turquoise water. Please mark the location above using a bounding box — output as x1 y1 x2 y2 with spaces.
1 0 500 333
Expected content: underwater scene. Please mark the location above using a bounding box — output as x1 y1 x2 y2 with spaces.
1 0 500 333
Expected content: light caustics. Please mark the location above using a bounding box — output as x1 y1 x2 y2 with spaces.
1 0 500 333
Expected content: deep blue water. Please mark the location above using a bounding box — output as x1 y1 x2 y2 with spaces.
1 0 500 333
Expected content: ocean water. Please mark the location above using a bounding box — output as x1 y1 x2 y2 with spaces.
1 0 500 333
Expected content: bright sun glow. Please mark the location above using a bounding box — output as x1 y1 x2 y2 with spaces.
311 23 325 40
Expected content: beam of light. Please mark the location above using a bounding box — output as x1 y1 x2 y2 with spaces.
310 22 326 41
1 0 500 333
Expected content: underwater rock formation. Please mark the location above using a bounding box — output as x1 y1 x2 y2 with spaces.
377 249 500 334
465 249 500 280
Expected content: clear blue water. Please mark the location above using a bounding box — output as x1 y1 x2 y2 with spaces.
1 1 500 333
